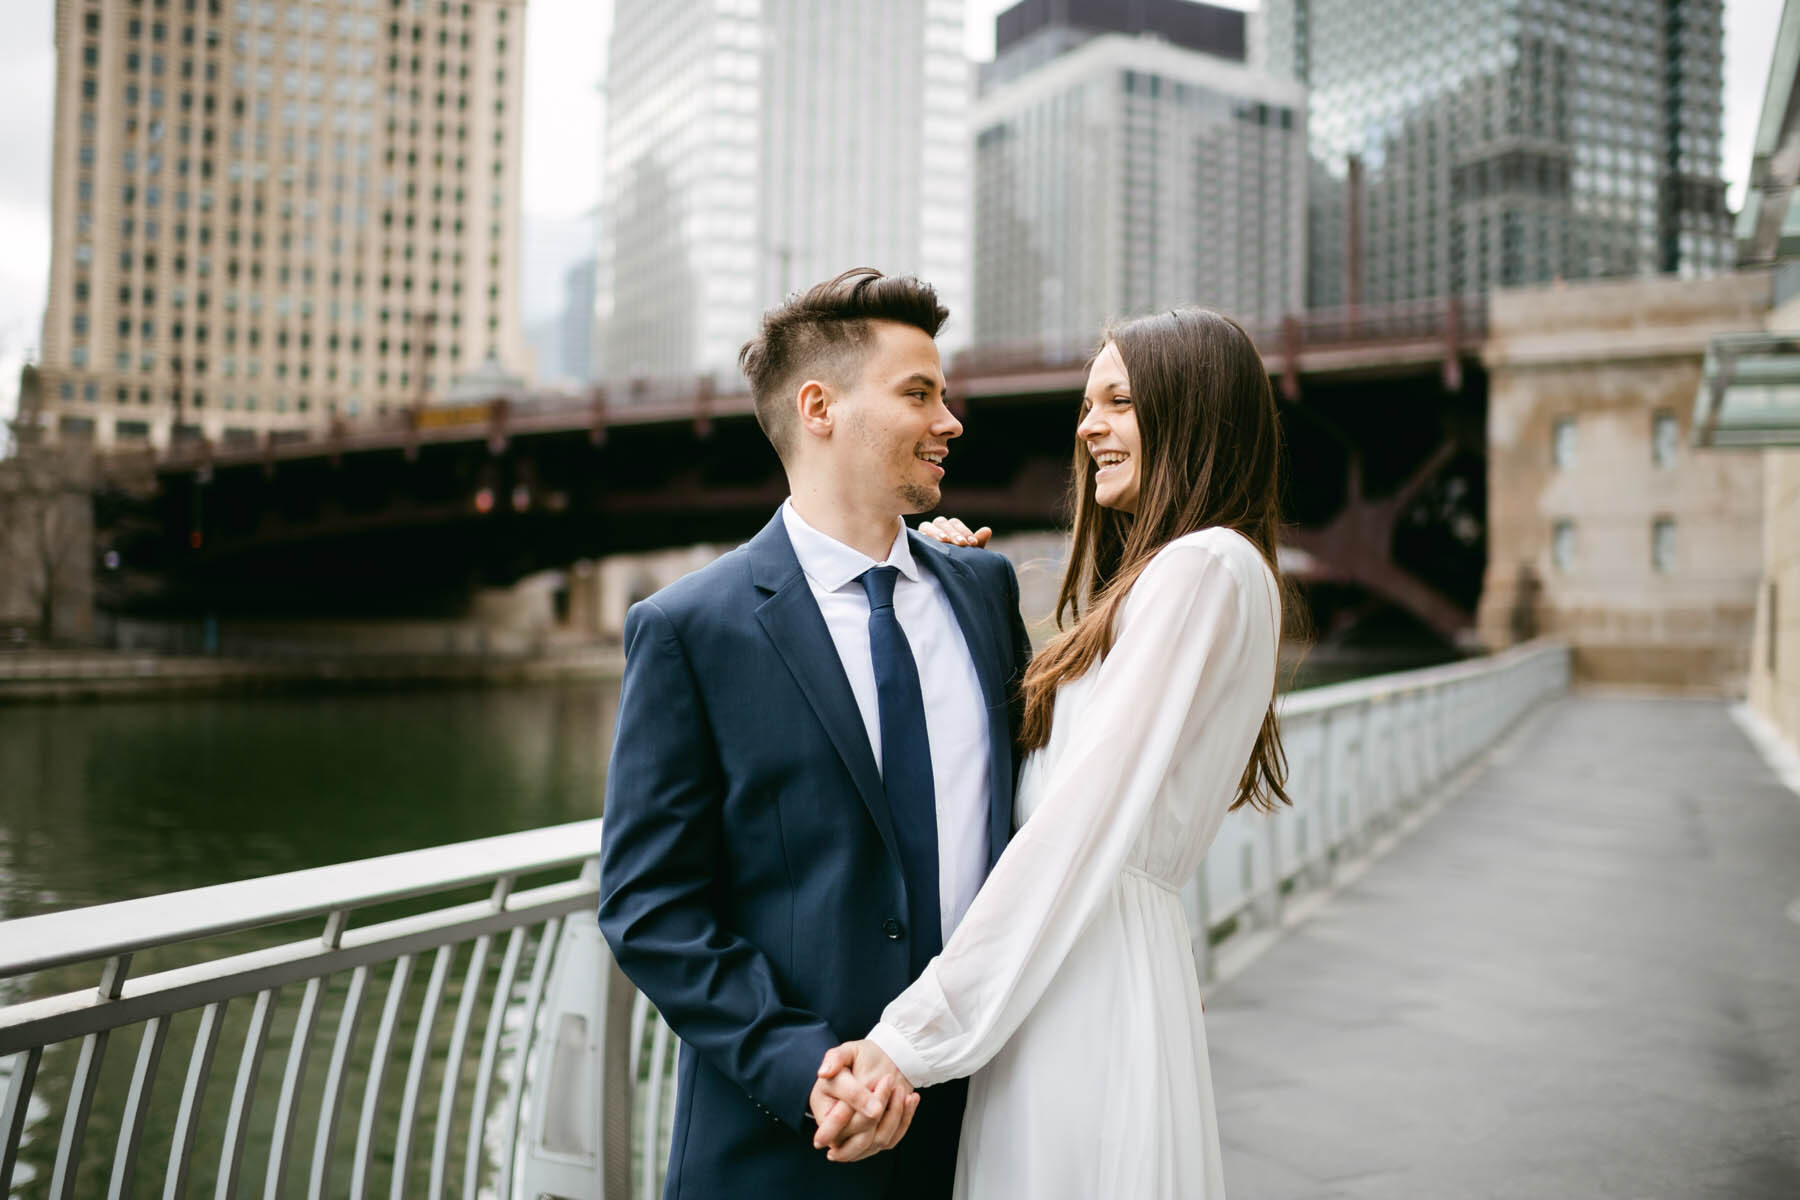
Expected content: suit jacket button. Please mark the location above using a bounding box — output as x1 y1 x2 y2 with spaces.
883 918 904 939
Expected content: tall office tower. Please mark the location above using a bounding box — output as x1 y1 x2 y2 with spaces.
595 0 970 389
36 0 528 452
1259 0 1733 307
971 0 1306 352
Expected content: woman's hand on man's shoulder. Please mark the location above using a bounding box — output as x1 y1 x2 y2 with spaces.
916 515 992 548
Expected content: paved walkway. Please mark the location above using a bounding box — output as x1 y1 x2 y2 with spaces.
1208 696 1800 1200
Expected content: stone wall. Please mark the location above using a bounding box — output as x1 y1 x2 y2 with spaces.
1476 272 1770 692
0 447 96 644
1748 448 1800 742
1746 291 1800 744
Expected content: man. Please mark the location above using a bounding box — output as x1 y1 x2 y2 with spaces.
597 268 1032 1198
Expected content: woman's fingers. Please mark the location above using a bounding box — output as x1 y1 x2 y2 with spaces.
916 516 994 547
817 1044 850 1077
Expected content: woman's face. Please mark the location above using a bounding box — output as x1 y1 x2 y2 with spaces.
1078 342 1141 514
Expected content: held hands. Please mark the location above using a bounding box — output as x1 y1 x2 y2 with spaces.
917 516 992 548
809 1040 918 1163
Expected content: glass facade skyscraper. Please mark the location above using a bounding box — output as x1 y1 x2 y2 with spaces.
1259 0 1733 307
972 13 1305 352
596 0 969 388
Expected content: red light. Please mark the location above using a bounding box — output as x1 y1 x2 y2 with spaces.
474 487 495 514
189 531 204 549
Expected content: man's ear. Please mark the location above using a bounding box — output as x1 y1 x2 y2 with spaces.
796 379 833 441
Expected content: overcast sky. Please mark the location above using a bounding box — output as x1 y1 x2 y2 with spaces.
0 0 1785 423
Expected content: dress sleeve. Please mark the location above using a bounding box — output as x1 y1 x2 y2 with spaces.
867 536 1265 1087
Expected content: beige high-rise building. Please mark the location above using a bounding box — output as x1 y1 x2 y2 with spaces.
34 0 527 452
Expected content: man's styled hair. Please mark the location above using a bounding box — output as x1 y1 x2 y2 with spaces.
738 268 949 462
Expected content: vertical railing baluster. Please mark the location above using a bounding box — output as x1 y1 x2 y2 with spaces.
49 1029 111 1200
389 944 454 1200
1 1046 44 1195
216 987 279 1200
497 917 563 1200
165 1001 226 1200
464 928 526 1200
429 934 491 1200
350 954 415 1200
628 993 649 1082
107 1016 171 1200
263 975 325 1199
310 965 369 1200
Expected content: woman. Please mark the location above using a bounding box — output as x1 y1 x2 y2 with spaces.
816 308 1292 1197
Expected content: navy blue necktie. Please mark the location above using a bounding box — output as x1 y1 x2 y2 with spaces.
860 565 942 976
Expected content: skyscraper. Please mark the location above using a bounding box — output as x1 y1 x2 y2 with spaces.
595 0 970 389
1259 0 1733 307
35 0 528 451
971 0 1306 351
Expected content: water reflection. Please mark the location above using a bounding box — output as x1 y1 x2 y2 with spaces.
0 682 619 922
1 683 619 1200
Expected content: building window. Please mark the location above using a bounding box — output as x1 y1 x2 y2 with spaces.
116 419 151 440
1551 519 1576 572
1651 518 1677 573
1652 411 1679 468
1552 416 1577 469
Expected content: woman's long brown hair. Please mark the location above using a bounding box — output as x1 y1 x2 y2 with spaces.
1018 308 1294 813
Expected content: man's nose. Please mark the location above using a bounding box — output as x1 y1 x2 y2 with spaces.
935 401 963 439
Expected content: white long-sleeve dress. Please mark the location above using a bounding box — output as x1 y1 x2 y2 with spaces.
868 526 1281 1199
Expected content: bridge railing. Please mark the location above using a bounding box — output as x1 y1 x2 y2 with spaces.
0 639 1568 1198
951 294 1491 381
0 823 648 1200
1189 637 1569 975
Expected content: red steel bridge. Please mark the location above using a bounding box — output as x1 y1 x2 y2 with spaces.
107 299 1488 642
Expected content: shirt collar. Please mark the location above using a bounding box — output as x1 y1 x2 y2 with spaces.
782 499 921 592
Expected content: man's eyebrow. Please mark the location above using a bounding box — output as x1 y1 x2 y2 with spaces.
896 372 944 392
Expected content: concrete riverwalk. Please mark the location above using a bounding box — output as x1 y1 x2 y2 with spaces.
1206 695 1800 1199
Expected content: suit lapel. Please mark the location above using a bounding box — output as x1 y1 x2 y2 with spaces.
747 514 901 870
910 533 1016 870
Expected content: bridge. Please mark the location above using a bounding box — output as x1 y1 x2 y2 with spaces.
4 642 1797 1197
104 299 1488 641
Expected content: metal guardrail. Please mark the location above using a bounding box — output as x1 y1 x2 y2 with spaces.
0 822 658 1200
952 295 1491 380
0 639 1568 1199
1189 638 1570 979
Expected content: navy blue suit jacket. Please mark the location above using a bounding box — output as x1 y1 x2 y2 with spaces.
598 510 1032 1200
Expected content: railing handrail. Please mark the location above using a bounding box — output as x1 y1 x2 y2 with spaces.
1278 638 1560 719
0 817 606 979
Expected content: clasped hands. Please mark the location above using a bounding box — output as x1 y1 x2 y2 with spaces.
807 1040 917 1163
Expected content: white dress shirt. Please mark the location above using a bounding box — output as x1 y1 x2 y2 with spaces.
781 500 993 937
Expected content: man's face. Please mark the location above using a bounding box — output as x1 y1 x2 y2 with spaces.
829 321 961 515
